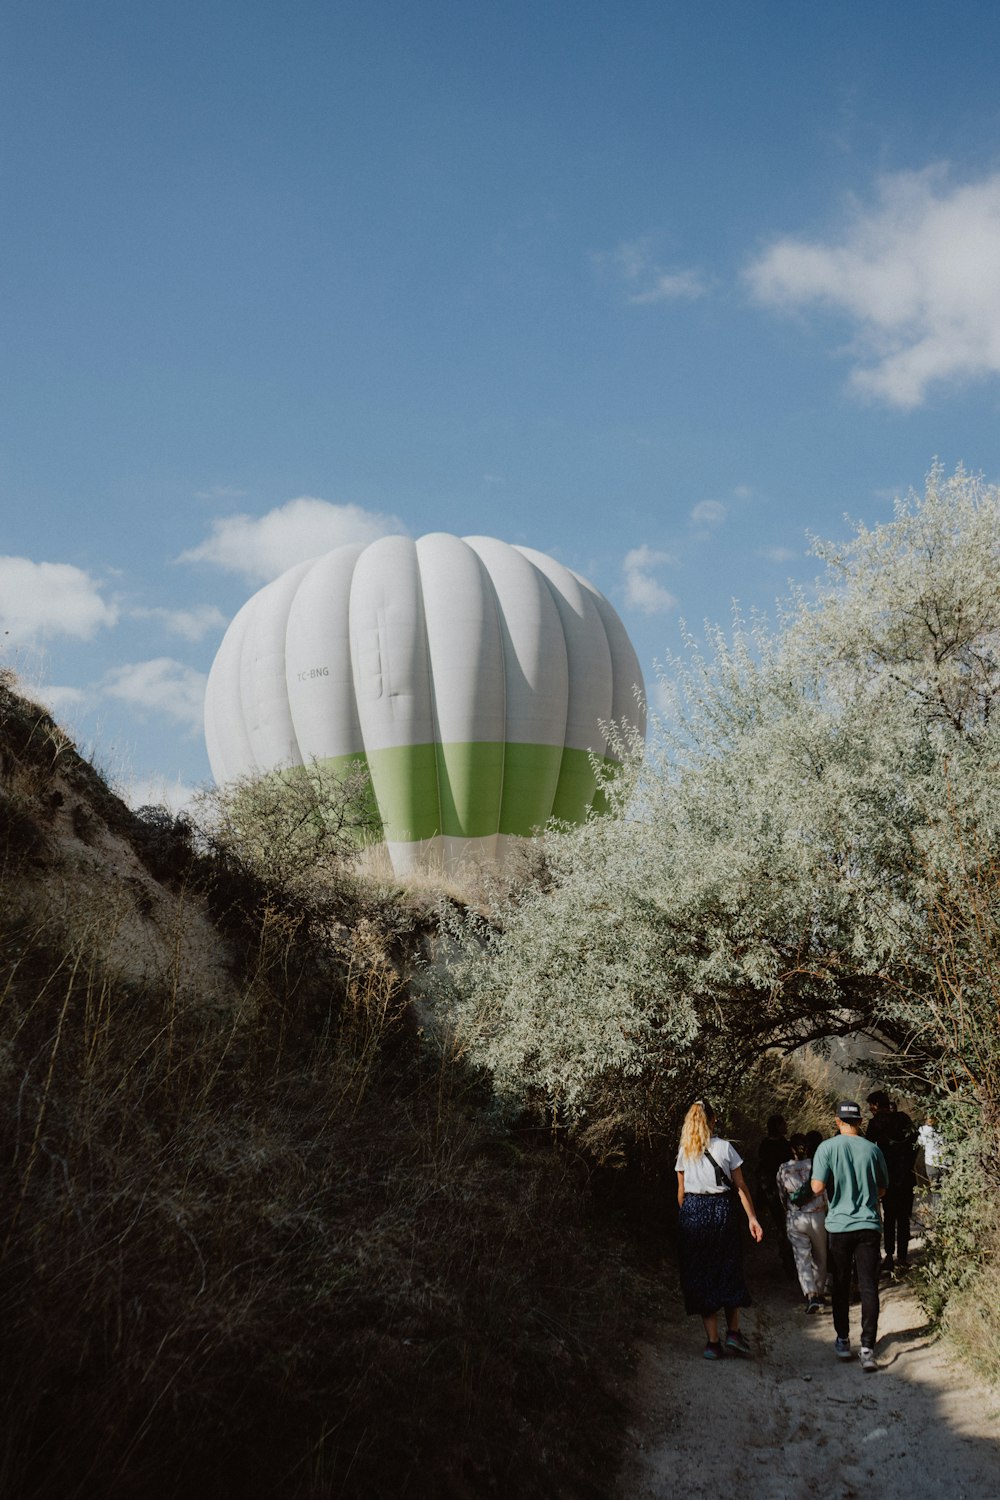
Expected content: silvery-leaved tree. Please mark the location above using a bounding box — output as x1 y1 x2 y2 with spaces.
439 464 1000 1129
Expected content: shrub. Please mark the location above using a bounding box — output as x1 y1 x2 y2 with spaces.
193 759 381 907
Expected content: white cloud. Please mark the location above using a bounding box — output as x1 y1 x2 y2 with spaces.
623 545 677 615
690 499 727 526
179 497 405 582
630 268 708 304
103 658 207 733
29 683 87 715
133 604 227 642
602 238 708 305
123 776 199 815
0 556 118 640
759 545 798 563
745 165 1000 408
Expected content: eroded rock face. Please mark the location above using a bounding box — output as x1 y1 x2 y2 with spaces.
1 673 237 1009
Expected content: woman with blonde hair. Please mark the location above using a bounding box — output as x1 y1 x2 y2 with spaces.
675 1099 764 1359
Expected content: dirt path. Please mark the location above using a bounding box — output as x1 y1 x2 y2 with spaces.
615 1227 1000 1500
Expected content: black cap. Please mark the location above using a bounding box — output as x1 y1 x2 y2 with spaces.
836 1100 863 1122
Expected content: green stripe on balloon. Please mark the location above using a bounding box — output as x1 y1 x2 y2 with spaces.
435 739 505 836
496 742 564 838
550 746 600 825
319 743 616 842
366 743 442 841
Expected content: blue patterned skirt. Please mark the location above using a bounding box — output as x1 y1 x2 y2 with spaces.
677 1192 753 1316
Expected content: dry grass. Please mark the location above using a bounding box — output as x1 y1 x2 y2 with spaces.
352 831 554 916
0 676 646 1499
943 1220 1000 1384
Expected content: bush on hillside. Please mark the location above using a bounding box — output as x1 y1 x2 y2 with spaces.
193 758 381 905
0 679 648 1499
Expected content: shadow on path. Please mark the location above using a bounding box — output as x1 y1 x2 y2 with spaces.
615 1230 1000 1500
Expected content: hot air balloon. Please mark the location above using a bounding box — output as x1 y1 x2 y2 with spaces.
204 533 645 877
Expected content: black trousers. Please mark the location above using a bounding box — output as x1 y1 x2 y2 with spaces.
882 1180 915 1261
827 1228 881 1349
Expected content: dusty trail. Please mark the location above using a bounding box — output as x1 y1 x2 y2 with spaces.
615 1225 1000 1500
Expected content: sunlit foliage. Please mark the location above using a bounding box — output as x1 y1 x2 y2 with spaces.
441 465 1000 1122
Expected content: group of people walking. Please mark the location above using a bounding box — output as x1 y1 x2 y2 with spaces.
674 1091 929 1371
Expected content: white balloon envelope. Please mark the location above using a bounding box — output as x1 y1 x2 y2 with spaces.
204 533 646 876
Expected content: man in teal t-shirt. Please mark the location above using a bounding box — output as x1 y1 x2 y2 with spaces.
811 1100 888 1371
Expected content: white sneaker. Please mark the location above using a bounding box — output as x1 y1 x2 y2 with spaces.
859 1346 878 1372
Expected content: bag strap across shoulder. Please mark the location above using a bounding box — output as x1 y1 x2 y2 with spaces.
704 1149 734 1192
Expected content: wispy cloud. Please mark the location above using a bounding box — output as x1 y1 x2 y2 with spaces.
0 556 118 641
759 545 798 563
194 485 248 502
871 484 907 504
179 497 406 582
746 165 1000 408
629 268 708 304
103 659 207 733
133 604 227 642
600 237 708 305
623 545 677 614
26 683 87 717
690 499 727 526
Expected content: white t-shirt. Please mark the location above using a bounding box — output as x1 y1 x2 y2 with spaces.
674 1135 743 1194
917 1123 946 1168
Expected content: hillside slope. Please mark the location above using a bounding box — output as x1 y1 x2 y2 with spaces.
0 674 648 1500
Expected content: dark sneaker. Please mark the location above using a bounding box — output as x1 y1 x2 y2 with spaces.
835 1337 853 1361
725 1329 751 1356
881 1255 895 1274
805 1298 823 1314
703 1341 724 1361
859 1346 878 1372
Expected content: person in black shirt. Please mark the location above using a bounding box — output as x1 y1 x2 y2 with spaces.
757 1115 796 1281
865 1091 917 1272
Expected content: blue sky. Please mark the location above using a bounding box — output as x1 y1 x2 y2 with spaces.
4 0 1000 805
